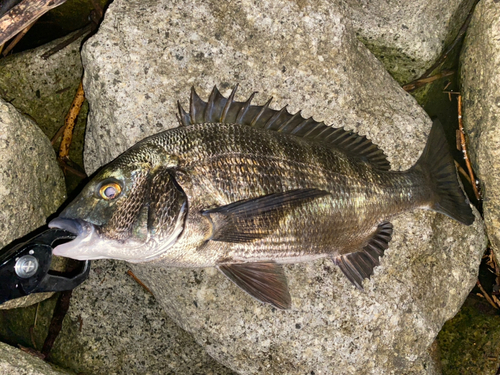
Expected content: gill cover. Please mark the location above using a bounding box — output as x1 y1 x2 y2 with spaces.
50 151 188 262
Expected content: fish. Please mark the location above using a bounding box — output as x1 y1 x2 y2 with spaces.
48 85 474 309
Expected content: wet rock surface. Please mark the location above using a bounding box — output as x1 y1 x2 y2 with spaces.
461 0 500 261
80 0 487 373
346 0 476 83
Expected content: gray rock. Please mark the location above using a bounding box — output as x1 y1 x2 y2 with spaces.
50 260 235 375
346 0 476 83
461 0 500 261
0 98 66 248
80 0 486 373
0 99 66 309
0 31 87 165
0 341 73 375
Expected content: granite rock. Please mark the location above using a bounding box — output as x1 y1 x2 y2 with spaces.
460 0 500 260
346 0 476 83
0 98 66 248
80 0 486 373
0 340 73 375
48 260 234 375
0 98 66 309
0 31 87 165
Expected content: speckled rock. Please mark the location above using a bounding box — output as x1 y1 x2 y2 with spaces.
0 31 87 165
50 260 235 375
346 0 476 83
461 0 500 262
80 0 486 374
0 341 73 375
0 98 66 248
0 99 66 308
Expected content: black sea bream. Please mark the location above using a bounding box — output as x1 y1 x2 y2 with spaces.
49 86 474 309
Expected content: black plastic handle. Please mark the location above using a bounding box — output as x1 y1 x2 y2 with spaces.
0 228 90 304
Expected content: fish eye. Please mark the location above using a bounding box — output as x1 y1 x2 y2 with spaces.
98 182 122 200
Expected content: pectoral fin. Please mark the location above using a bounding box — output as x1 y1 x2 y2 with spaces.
333 221 393 289
218 262 291 309
203 188 329 243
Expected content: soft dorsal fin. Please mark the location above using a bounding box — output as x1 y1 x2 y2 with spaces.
177 85 390 171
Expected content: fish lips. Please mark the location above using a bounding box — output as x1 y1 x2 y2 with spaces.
48 217 97 261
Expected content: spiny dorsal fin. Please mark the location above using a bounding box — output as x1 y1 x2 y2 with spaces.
177 85 390 171
333 221 393 289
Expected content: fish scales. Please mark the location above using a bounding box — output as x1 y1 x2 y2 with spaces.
49 86 474 309
139 123 422 261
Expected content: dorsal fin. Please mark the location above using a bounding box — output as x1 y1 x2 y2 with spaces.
177 86 390 170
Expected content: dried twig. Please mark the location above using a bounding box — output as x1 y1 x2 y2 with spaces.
457 94 481 200
127 270 154 296
454 160 472 185
18 345 45 359
0 0 67 46
34 302 39 329
402 70 454 92
58 81 85 160
476 280 498 310
41 290 73 359
41 24 92 60
57 158 87 179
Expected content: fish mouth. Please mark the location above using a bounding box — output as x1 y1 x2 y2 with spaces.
48 218 98 261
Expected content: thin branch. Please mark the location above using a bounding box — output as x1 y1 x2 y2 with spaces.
41 24 92 60
477 280 498 310
402 70 454 92
457 94 481 200
126 270 154 296
59 81 85 159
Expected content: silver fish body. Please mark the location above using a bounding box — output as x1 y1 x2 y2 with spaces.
49 86 474 309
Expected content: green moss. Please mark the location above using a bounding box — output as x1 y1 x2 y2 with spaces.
438 297 500 374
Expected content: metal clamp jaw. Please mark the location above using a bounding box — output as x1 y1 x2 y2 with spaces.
0 228 90 304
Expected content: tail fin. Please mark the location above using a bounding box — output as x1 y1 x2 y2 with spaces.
414 119 474 225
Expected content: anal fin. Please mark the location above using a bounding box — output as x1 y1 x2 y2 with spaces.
333 221 393 289
218 262 291 309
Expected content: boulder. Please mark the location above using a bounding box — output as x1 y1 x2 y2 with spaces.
48 260 235 375
0 341 74 375
346 0 477 83
80 0 486 373
0 31 87 165
460 0 500 260
0 98 66 309
0 98 66 248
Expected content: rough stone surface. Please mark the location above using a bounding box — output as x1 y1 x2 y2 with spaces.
0 99 66 248
346 0 476 83
0 99 66 309
80 0 487 374
460 0 500 259
0 341 73 375
0 31 87 165
49 260 234 375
